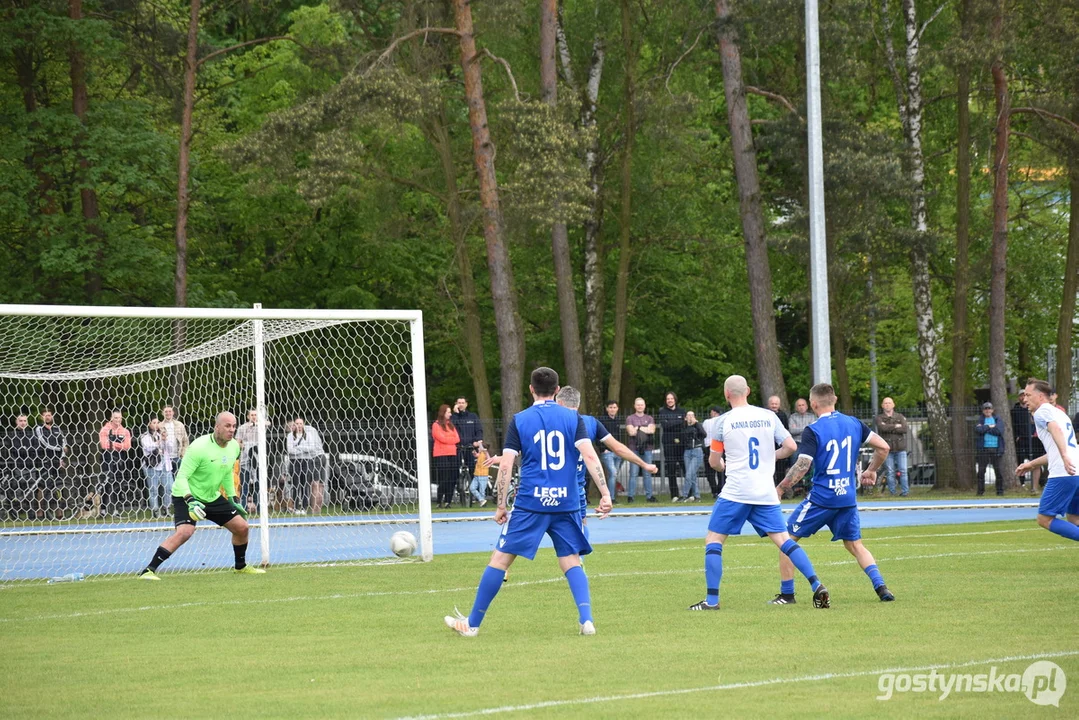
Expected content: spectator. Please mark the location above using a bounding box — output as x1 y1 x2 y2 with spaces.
469 441 491 507
767 395 791 486
235 409 260 512
160 405 190 476
625 398 656 502
597 400 624 501
34 408 67 520
4 414 36 519
786 398 815 498
431 404 460 508
657 392 686 501
874 398 909 496
451 396 483 476
680 411 706 502
286 415 325 515
1012 390 1034 488
140 417 172 516
974 402 1004 496
1050 390 1068 413
700 406 725 498
788 398 814 443
98 410 132 517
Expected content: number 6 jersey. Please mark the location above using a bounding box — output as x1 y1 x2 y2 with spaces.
503 400 591 513
799 412 876 508
709 405 792 505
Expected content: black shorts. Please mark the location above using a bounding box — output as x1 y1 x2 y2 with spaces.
172 496 240 527
1031 437 1047 459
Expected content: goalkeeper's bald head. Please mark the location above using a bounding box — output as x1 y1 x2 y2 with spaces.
214 411 237 445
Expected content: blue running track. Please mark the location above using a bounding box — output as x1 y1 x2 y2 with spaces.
0 499 1040 580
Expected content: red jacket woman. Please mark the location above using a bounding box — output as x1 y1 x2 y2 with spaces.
431 404 460 508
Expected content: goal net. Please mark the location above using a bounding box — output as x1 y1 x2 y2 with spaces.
0 305 432 581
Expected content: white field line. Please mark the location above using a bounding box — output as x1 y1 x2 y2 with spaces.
0 545 1069 624
602 526 1044 554
392 650 1079 720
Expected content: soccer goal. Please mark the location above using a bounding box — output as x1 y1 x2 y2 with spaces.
0 304 432 581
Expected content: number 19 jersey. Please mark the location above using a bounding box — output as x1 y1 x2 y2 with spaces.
503 400 590 513
799 412 874 508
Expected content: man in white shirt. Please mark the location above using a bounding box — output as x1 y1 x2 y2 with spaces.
688 375 832 611
1016 378 1079 541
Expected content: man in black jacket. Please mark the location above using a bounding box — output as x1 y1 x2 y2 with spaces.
4 415 36 519
767 395 790 486
657 392 686 501
34 409 67 519
1011 391 1034 488
597 401 624 501
451 396 484 477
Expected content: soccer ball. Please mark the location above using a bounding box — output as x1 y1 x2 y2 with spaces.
390 531 417 558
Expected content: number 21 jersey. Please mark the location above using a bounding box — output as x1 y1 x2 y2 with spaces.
800 412 874 508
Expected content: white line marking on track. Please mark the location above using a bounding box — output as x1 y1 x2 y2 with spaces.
392 650 1079 719
0 545 1070 624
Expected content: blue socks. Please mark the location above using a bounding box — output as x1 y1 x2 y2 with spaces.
565 565 593 623
781 539 821 592
864 563 885 589
780 578 795 596
1049 518 1079 541
705 543 723 606
467 565 506 628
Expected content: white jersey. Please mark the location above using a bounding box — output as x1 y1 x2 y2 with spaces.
1032 403 1079 478
709 404 792 505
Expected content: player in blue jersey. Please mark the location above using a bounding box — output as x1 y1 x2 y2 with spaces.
1016 378 1079 541
688 375 832 611
555 386 658 542
444 367 612 637
773 383 894 604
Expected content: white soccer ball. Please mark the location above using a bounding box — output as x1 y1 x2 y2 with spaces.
390 531 417 558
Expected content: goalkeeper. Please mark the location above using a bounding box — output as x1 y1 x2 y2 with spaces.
138 411 266 579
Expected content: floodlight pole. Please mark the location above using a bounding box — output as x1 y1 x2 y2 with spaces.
806 0 831 385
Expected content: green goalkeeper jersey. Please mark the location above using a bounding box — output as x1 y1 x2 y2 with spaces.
171 434 241 503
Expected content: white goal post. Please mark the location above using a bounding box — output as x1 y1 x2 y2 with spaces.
0 304 432 581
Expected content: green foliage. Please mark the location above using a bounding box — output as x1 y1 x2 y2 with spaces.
0 0 1074 418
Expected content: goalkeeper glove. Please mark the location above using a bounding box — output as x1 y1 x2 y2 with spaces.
184 496 206 522
228 496 249 519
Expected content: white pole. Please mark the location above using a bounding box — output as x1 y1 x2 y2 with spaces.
806 0 831 385
253 304 271 567
410 315 434 561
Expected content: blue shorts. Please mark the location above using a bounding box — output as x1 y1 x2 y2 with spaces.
497 508 592 560
1037 476 1079 517
707 498 786 537
787 499 861 541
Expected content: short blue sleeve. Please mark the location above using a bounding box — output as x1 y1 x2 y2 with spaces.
798 425 818 459
859 421 872 445
575 416 589 444
504 416 521 453
591 416 610 443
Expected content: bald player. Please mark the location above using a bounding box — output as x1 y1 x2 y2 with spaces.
139 412 266 579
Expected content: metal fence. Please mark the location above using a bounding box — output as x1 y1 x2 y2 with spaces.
436 404 1071 495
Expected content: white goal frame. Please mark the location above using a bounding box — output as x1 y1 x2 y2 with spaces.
0 303 434 565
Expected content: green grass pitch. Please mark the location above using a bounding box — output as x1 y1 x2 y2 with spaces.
1 520 1076 718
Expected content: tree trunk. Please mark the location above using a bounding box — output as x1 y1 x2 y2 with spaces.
453 0 525 425
540 0 585 403
68 0 104 301
1056 159 1079 406
950 0 975 489
988 0 1016 488
558 6 607 413
607 0 635 403
714 0 787 406
175 0 200 308
425 104 495 428
888 0 953 485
